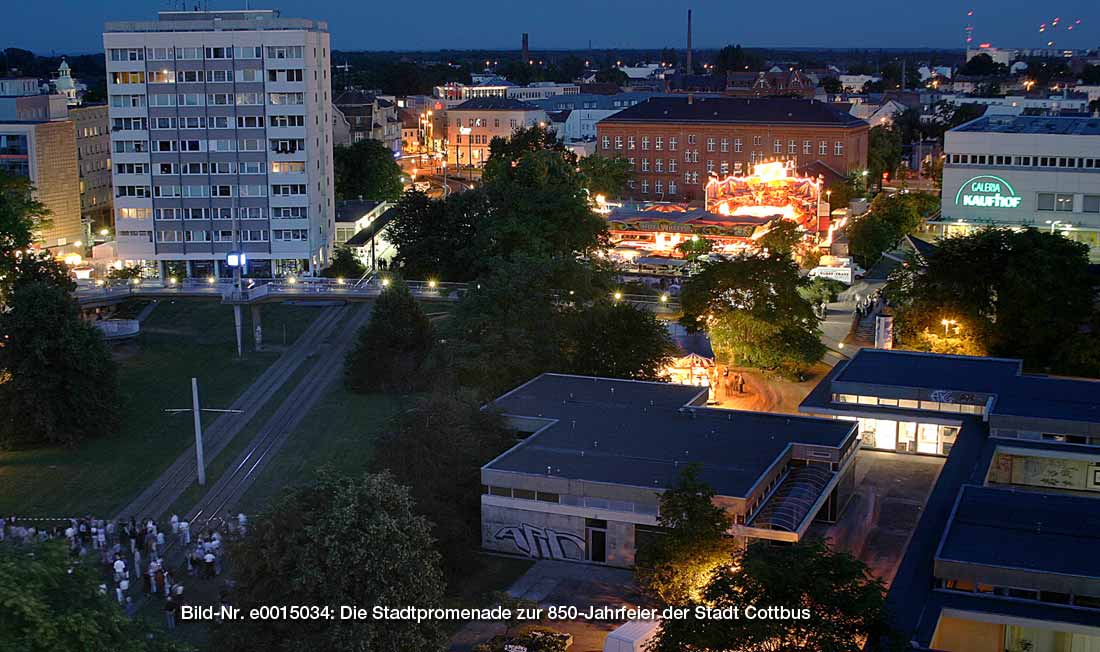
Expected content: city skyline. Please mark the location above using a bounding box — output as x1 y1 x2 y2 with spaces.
2 0 1098 56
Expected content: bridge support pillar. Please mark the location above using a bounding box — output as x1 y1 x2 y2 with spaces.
233 304 243 358
185 260 193 278
251 304 263 352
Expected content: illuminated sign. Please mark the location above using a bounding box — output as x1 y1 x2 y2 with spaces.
954 175 1022 209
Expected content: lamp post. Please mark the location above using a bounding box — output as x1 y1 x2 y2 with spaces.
226 251 247 357
940 318 957 336
459 126 472 181
1045 219 1065 234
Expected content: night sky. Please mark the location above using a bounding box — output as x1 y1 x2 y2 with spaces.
3 0 1098 54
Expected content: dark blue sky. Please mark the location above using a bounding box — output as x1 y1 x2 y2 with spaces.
4 0 1098 55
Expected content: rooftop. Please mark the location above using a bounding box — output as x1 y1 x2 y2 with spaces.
600 97 867 127
938 484 1100 579
451 97 542 112
832 348 1100 425
334 200 383 222
953 115 1100 136
486 374 855 498
105 9 326 33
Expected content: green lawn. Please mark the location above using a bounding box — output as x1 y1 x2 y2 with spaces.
0 299 321 518
235 387 411 515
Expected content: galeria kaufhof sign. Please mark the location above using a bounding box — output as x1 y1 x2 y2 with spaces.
954 175 1023 209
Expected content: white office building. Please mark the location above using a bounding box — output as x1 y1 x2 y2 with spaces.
103 9 335 279
936 115 1100 259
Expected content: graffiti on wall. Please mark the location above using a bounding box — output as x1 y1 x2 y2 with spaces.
494 523 585 561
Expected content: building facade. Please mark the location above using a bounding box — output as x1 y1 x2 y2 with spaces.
103 9 335 278
936 115 1100 259
332 89 401 152
71 104 113 241
596 97 869 202
446 97 547 169
800 348 1100 652
482 374 858 567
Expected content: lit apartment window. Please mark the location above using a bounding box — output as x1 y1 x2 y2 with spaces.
628 136 635 150
655 136 664 150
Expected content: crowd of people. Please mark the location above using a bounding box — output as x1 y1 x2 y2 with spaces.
0 512 246 630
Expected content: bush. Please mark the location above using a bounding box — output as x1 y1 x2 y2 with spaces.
799 277 846 305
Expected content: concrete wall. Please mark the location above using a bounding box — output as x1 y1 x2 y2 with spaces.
481 501 638 569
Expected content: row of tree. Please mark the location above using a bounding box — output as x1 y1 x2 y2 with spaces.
0 173 120 449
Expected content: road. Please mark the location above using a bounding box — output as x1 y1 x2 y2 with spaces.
111 304 348 522
183 302 374 528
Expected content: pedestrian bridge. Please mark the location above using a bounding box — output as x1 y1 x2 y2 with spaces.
75 277 681 313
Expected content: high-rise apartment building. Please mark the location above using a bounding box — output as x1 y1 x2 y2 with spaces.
103 9 335 279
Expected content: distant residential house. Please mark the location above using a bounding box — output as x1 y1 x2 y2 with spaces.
725 69 816 98
333 89 402 153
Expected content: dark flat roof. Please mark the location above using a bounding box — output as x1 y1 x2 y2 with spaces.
833 349 1100 425
487 374 855 498
835 348 1021 392
335 200 382 222
939 484 1100 579
953 115 1100 136
599 96 866 127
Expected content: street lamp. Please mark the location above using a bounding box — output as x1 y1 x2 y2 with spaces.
1045 219 1065 234
459 126 472 181
940 318 957 336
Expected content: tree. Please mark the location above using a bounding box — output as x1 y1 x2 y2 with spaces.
756 219 804 257
595 67 628 85
561 300 676 381
821 77 842 94
320 246 366 279
676 236 713 258
0 172 58 303
578 155 632 199
867 125 903 189
1082 65 1100 85
344 282 434 393
385 188 488 281
0 541 189 652
443 258 566 397
884 227 1094 370
712 44 761 75
959 52 1006 77
635 465 733 606
486 124 570 168
0 281 120 448
846 191 936 268
333 138 403 201
215 471 448 652
679 253 824 379
373 391 514 581
651 540 893 652
480 149 607 263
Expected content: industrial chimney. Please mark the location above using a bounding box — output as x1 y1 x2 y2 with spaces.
686 10 693 74
522 33 530 64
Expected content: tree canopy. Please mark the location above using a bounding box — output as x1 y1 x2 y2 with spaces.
578 155 633 199
344 282 435 393
867 125 903 188
652 540 893 652
373 391 514 582
319 247 366 279
0 541 189 652
0 283 119 449
215 471 448 652
884 227 1095 370
679 253 824 379
635 465 733 606
560 300 676 381
755 219 804 258
333 138 403 201
846 191 937 268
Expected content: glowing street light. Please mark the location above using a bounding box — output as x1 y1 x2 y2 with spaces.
613 291 623 301
941 318 958 336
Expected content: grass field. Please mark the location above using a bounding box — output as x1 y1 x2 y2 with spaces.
235 387 412 515
0 299 321 519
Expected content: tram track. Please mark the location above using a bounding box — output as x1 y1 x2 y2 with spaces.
112 303 350 522
185 302 373 527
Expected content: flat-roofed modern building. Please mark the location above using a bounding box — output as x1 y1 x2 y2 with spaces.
103 9 335 278
481 374 859 567
801 349 1100 652
936 115 1100 260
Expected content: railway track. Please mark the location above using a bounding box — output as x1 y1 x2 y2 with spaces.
185 302 374 527
112 304 350 522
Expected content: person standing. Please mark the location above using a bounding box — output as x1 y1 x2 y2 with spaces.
164 596 177 630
